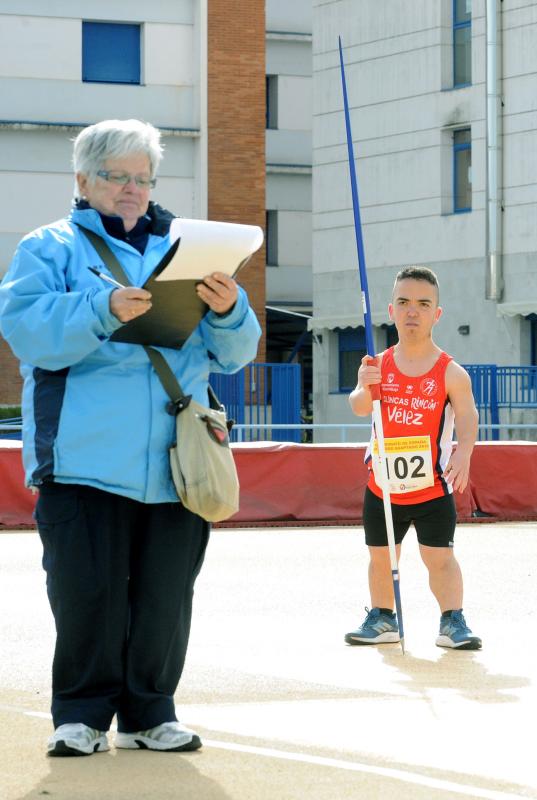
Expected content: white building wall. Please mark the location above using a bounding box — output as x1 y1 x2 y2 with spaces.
277 76 312 131
144 24 194 86
311 0 537 437
0 2 204 276
265 2 312 312
266 172 312 303
278 211 312 266
0 16 80 80
498 1 537 313
266 0 312 35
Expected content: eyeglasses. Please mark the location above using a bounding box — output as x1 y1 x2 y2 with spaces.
96 170 157 189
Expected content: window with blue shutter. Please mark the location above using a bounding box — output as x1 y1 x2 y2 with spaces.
82 22 141 85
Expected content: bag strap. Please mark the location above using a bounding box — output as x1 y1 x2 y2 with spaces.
76 224 223 415
144 346 192 414
77 226 130 287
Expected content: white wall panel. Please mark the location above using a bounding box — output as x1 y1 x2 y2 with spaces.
0 78 196 129
144 24 193 86
266 173 312 210
0 173 74 234
266 0 312 34
278 210 312 266
152 177 195 218
0 130 74 173
0 16 80 80
266 40 311 77
266 129 312 165
266 265 312 302
0 1 193 24
278 76 312 131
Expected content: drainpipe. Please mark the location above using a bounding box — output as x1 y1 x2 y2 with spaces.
485 0 503 300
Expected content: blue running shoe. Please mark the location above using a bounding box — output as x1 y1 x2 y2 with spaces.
436 609 482 650
345 607 400 645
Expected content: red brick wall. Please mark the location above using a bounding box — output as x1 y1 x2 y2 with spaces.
0 337 22 406
208 0 266 360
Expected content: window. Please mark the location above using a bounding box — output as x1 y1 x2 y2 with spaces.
82 22 141 84
266 210 278 266
528 315 537 365
453 128 471 213
339 328 366 392
453 0 471 87
266 75 278 129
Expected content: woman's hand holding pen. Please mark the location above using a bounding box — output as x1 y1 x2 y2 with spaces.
196 272 238 315
110 287 152 323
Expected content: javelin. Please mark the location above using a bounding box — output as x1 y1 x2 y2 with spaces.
338 36 405 653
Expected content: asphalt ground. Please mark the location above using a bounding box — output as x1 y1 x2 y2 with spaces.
0 523 536 800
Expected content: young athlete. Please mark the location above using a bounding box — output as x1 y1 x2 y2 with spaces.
345 266 482 649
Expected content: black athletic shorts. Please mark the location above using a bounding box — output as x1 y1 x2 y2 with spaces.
363 487 457 548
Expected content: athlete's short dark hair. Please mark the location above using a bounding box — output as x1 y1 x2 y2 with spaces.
393 266 440 302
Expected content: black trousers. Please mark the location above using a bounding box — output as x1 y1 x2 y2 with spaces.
35 482 209 733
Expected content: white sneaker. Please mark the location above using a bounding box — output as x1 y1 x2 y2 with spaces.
48 723 109 757
115 721 202 752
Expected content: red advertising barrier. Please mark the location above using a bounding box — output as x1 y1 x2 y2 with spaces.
1 440 536 529
0 442 36 528
225 442 477 525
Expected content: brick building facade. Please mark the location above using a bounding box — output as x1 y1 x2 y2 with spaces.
208 0 266 359
0 339 22 406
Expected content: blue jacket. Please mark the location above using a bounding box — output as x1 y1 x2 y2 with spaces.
0 205 261 503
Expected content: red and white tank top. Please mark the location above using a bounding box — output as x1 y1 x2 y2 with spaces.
365 347 455 505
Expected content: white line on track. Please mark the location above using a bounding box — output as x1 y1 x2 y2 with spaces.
9 708 530 800
203 739 529 800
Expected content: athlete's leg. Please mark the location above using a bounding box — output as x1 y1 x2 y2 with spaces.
345 490 408 645
413 494 461 612
368 544 402 608
363 488 408 609
419 544 463 612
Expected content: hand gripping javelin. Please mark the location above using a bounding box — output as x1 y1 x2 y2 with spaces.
338 36 405 654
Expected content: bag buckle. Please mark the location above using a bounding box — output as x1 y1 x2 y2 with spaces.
166 395 192 416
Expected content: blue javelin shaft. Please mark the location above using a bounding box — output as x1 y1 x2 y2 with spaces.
338 36 405 651
338 36 375 357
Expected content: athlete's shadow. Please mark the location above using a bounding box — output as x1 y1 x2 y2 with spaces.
379 646 530 705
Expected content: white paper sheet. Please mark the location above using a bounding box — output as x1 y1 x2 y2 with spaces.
154 218 264 281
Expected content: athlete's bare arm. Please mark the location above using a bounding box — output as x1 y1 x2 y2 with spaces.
349 352 385 416
443 361 479 493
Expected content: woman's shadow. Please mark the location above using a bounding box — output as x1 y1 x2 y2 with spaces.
17 749 233 800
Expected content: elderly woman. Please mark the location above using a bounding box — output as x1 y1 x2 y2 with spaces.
0 119 261 756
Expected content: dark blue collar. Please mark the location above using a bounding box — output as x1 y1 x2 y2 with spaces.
75 200 175 254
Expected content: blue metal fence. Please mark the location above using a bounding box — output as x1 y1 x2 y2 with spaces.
463 364 500 440
4 365 537 445
0 417 22 440
209 369 245 428
496 365 537 407
210 362 302 442
463 364 537 440
0 364 302 446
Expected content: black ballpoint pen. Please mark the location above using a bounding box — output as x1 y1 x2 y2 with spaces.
88 266 126 289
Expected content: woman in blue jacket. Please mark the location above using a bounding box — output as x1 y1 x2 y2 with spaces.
0 119 261 757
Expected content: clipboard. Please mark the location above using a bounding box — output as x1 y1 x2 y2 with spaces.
107 218 264 349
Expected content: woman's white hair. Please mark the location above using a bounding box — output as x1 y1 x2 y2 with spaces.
72 119 164 183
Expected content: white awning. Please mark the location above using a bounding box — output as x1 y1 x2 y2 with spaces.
496 301 537 318
307 310 391 331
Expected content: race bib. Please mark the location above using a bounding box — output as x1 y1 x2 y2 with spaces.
372 435 434 494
